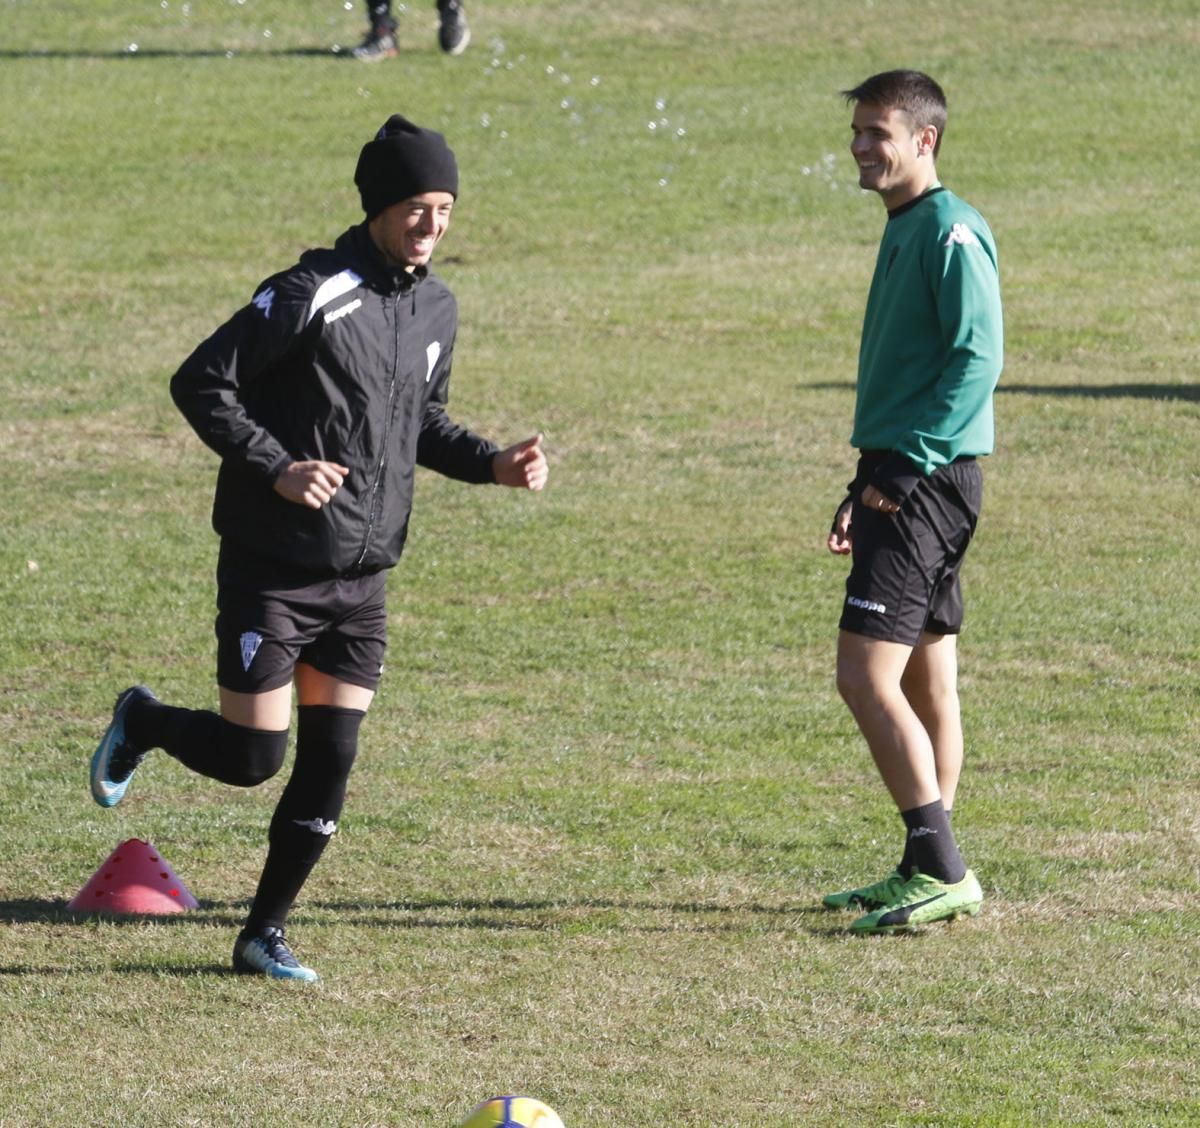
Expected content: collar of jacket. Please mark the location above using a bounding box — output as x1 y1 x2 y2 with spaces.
336 222 430 295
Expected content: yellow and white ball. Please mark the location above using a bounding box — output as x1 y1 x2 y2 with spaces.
459 1095 564 1128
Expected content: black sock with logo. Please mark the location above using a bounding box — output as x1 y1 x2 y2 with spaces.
899 806 952 876
900 801 965 884
243 706 364 933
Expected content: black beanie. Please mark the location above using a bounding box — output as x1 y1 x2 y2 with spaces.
355 115 459 218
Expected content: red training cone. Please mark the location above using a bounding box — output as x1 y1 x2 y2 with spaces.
68 838 199 915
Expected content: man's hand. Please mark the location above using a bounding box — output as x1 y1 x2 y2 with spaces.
493 433 548 491
827 496 853 555
861 484 900 515
273 460 350 509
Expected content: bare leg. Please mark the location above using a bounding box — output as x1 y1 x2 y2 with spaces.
294 663 376 712
217 663 374 726
836 630 941 810
900 631 963 810
837 629 968 883
219 682 294 730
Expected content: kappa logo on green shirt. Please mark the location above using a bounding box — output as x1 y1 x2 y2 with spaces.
944 223 981 249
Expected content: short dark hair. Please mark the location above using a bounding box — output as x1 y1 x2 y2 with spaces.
843 69 948 157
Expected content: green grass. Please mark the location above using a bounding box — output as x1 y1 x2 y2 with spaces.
2 0 1199 1124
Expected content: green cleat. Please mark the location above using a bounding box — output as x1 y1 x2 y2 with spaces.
822 868 907 910
850 869 983 934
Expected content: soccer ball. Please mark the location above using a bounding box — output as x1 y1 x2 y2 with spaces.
459 1095 564 1128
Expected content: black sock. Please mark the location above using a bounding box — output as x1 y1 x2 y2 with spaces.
900 801 966 884
899 806 953 876
367 2 394 28
244 706 365 933
126 699 288 787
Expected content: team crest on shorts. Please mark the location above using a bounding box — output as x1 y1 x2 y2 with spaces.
240 630 264 672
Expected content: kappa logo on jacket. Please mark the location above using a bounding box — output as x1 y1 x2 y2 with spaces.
324 298 362 325
252 287 275 318
307 269 364 326
425 341 441 382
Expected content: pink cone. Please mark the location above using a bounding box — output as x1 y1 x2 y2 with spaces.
68 838 199 915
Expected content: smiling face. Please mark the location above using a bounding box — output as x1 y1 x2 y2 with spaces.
367 191 455 271
849 103 939 209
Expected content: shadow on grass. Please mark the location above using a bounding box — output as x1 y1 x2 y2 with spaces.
999 382 1200 402
806 380 1199 402
322 898 839 936
1 47 366 60
0 961 233 977
0 894 845 936
0 897 243 927
0 896 906 978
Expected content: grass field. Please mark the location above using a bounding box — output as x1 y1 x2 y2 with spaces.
2 0 1198 1124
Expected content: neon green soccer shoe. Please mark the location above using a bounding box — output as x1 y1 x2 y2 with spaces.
850 869 983 934
822 869 908 911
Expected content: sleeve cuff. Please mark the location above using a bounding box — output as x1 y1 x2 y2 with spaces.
871 452 924 504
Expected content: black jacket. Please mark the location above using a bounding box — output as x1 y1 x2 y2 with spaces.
171 224 498 578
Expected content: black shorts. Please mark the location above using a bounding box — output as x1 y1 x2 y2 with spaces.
214 543 388 694
839 453 983 646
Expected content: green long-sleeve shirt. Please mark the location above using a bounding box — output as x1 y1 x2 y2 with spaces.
852 185 1003 501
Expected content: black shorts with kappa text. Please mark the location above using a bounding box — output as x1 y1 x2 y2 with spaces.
839 453 983 646
214 543 388 694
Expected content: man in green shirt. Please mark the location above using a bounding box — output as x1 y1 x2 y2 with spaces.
824 70 1003 933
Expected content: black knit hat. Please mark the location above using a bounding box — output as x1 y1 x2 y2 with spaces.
355 115 459 217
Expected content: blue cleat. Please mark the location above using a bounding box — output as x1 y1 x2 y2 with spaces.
232 927 320 983
90 685 157 808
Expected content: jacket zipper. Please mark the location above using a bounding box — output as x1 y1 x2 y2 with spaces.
353 288 403 571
